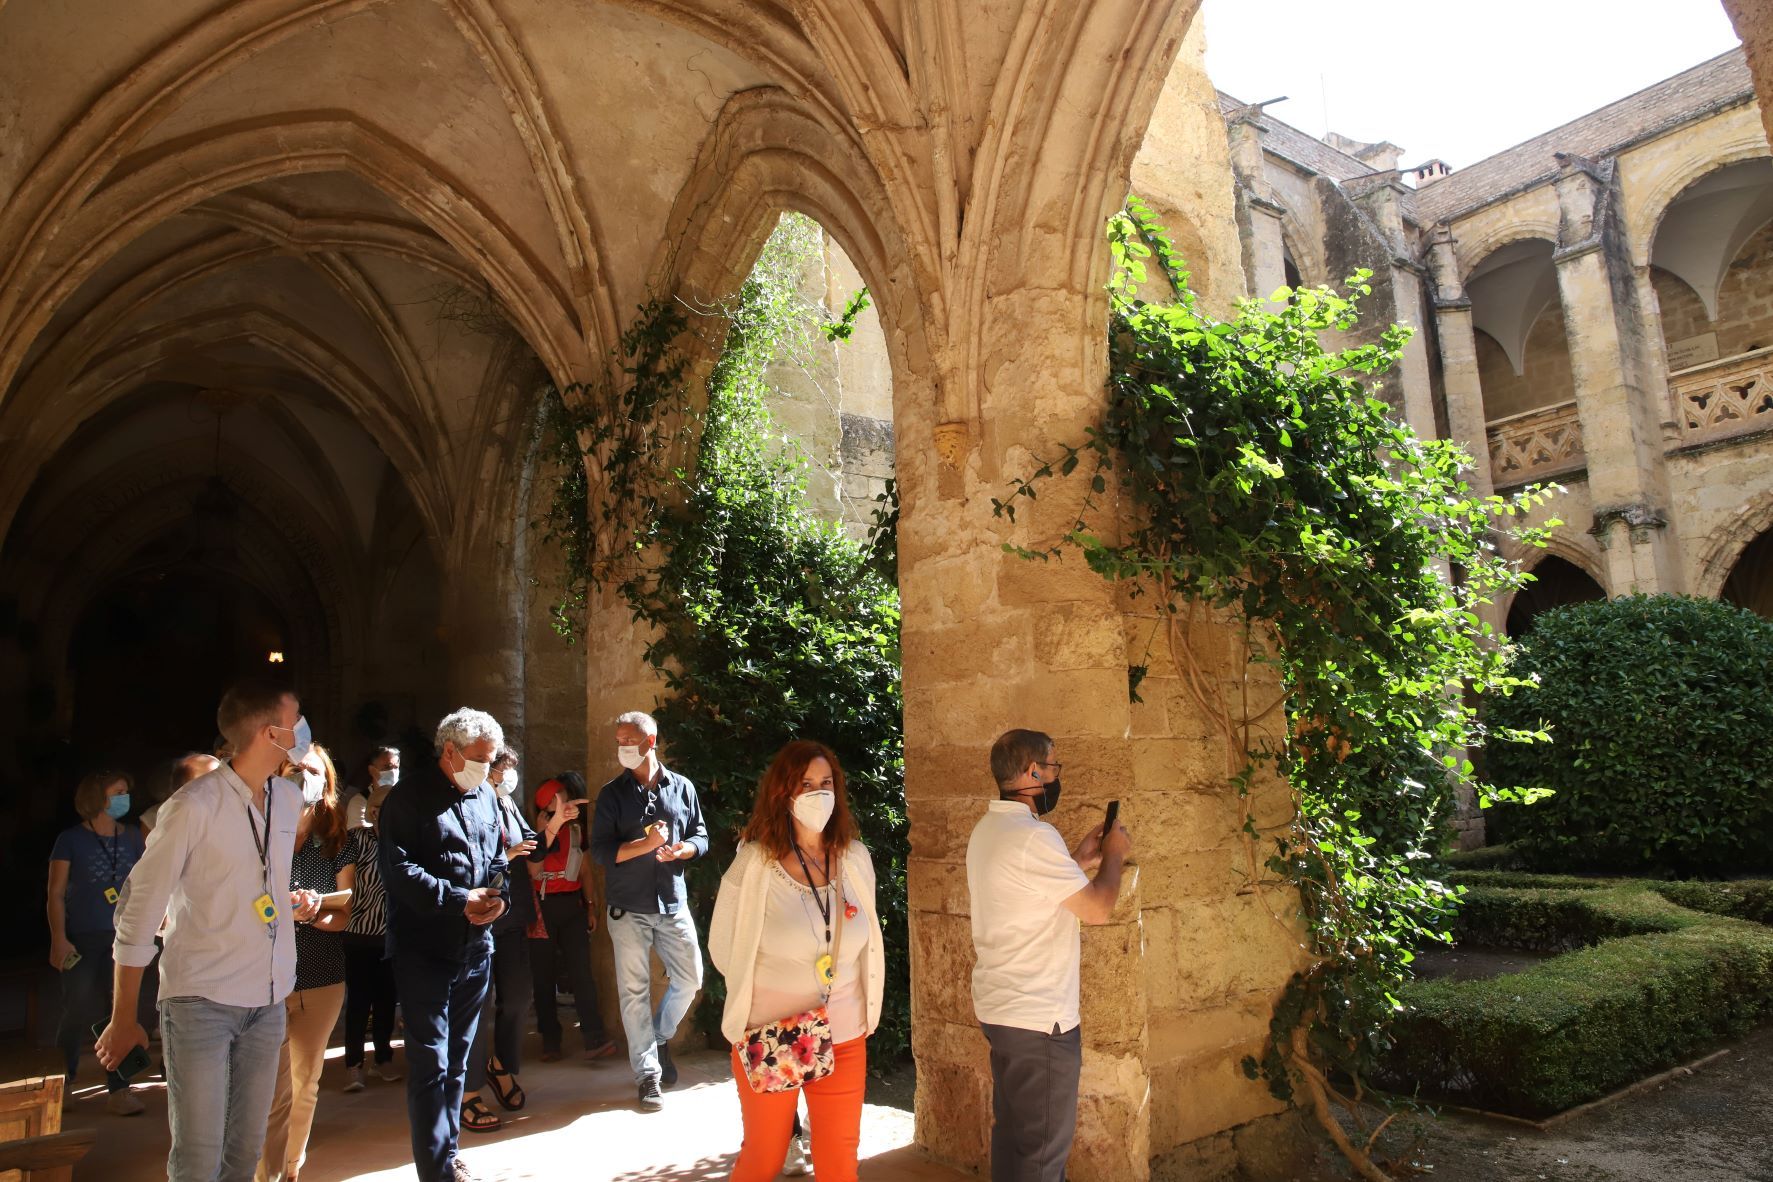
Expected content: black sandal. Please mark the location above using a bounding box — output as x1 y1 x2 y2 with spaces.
486 1063 526 1111
461 1096 502 1133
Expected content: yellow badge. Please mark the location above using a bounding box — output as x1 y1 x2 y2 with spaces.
104 887 119 905
815 953 835 988
253 893 279 924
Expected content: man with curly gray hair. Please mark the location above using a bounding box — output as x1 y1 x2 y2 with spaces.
378 708 511 1182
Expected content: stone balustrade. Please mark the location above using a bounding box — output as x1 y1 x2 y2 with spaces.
1669 347 1773 448
1486 400 1587 485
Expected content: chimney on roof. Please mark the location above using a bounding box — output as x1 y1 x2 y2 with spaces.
1324 131 1403 172
1411 159 1454 187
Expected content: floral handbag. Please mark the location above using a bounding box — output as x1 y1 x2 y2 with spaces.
737 869 847 1094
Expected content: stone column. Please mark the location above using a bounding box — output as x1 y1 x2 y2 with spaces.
903 294 1309 1182
1225 112 1290 301
1350 175 1439 442
1429 227 1496 499
1551 153 1681 593
440 532 526 736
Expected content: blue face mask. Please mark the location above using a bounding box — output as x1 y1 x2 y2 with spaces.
105 794 131 820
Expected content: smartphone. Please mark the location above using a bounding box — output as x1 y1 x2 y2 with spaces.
92 1023 152 1082
61 950 81 972
1102 799 1121 841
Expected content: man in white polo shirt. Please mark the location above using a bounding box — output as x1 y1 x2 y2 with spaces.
966 728 1131 1182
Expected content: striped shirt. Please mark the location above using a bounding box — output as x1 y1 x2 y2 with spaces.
344 828 389 938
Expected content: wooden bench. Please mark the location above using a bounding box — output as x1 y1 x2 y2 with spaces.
0 1077 93 1182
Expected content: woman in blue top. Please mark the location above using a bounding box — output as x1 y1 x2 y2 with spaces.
46 770 147 1116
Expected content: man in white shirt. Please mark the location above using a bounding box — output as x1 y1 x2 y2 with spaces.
966 728 1131 1182
97 679 322 1182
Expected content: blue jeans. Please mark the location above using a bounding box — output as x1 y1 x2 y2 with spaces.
159 996 286 1182
392 946 491 1182
606 907 703 1082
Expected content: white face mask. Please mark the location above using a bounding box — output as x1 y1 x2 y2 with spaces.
452 753 490 792
300 768 325 806
791 789 836 832
616 744 645 771
375 769 399 789
495 773 517 798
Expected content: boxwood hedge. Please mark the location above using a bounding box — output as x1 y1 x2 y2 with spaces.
1384 877 1773 1116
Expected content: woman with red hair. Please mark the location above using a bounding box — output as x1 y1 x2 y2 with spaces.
709 741 885 1182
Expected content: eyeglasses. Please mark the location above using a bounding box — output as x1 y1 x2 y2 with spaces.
1037 761 1063 774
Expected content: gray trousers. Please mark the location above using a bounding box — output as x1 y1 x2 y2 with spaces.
981 1021 1082 1182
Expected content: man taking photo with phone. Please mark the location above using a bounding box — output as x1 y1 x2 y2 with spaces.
966 728 1131 1182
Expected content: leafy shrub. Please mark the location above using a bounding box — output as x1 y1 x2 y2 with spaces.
1388 884 1773 1115
1439 843 1522 872
1652 879 1773 925
1487 594 1773 875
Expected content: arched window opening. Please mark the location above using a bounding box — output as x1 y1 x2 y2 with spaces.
1722 527 1773 620
1506 556 1606 637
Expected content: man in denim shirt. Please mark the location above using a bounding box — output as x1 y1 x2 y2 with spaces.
380 708 510 1182
590 710 708 1112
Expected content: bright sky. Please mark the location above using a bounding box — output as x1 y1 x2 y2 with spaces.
1201 0 1744 170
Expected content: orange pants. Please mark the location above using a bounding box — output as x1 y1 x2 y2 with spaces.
729 1036 866 1182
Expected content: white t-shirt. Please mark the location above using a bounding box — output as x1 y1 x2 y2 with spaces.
744 861 868 1042
967 800 1092 1033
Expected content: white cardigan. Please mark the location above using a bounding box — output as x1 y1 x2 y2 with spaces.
708 840 886 1047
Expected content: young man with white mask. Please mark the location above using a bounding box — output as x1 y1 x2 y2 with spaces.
378 709 510 1182
589 711 708 1112
966 728 1132 1182
97 678 322 1182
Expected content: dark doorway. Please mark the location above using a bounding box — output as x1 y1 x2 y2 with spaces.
1722 528 1773 620
1506 555 1606 637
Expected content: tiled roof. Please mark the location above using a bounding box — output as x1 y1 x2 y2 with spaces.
1217 91 1374 182
1413 48 1756 224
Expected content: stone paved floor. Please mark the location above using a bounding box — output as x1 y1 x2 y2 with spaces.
15 1039 967 1182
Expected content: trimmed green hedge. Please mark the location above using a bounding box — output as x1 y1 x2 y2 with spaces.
1440 843 1522 872
1385 880 1773 1116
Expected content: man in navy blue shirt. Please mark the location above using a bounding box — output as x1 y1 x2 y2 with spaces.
590 710 708 1112
380 708 510 1182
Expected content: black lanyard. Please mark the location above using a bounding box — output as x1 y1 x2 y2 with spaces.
791 843 833 939
86 822 122 886
246 781 273 887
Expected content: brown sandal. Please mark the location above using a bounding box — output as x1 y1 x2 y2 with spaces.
461 1096 502 1133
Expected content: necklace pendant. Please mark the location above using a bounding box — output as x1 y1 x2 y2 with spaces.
815 953 835 987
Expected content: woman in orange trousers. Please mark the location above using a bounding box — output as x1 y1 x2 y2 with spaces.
709 741 887 1182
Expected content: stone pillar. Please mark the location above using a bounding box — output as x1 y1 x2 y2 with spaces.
1225 113 1290 301
1550 153 1680 593
1428 227 1496 499
903 293 1308 1182
440 533 526 734
1349 174 1438 441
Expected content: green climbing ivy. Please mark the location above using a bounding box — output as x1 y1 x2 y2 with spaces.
994 197 1556 1178
536 213 908 1066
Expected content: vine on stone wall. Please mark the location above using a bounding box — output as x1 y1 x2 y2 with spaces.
535 214 909 1065
995 198 1557 1178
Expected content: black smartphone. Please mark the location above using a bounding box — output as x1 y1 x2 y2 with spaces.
92 1022 152 1082
1102 799 1120 841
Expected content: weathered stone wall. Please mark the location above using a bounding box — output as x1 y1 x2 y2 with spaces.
1475 307 1578 420
840 412 895 541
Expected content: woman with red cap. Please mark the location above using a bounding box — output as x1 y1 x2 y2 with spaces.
527 773 617 1063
